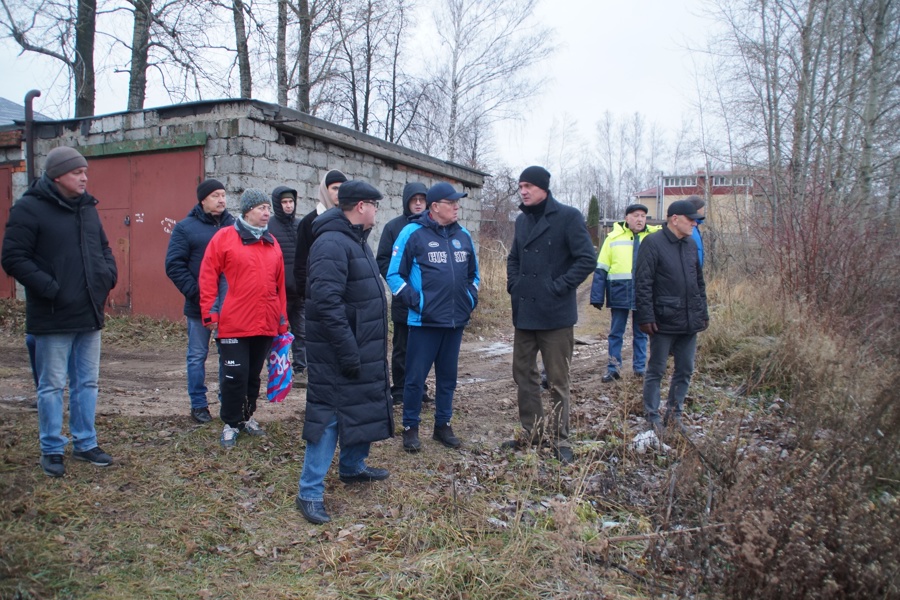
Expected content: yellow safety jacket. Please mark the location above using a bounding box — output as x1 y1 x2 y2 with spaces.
589 221 661 310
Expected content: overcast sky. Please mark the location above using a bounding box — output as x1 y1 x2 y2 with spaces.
0 0 710 169
495 0 710 168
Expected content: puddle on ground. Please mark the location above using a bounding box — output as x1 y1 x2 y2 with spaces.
473 342 512 357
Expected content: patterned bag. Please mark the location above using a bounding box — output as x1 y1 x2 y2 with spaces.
266 332 294 402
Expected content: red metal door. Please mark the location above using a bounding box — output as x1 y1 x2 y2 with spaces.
129 148 203 320
88 156 132 314
0 166 15 298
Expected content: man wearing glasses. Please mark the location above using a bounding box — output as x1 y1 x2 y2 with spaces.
387 182 480 453
297 180 393 524
634 199 709 435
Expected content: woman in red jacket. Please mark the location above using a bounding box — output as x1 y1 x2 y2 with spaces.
200 189 288 448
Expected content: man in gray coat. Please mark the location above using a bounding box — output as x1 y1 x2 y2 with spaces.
503 166 596 464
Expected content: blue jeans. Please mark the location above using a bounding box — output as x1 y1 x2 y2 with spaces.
402 326 464 429
298 417 370 502
35 331 102 456
186 317 215 410
642 332 697 424
607 308 648 375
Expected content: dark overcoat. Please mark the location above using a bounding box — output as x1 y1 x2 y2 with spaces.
303 207 393 446
164 203 235 318
506 193 596 330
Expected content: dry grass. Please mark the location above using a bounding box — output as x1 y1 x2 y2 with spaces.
467 240 512 337
0 412 669 599
3 268 898 598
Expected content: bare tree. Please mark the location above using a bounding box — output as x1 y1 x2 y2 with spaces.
232 0 252 97
433 0 553 164
0 0 98 117
126 0 153 110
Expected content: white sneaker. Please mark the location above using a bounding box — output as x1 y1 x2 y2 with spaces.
220 425 240 448
243 417 266 437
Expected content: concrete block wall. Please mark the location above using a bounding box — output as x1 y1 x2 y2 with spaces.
22 100 483 252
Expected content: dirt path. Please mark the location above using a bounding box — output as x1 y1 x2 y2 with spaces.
0 293 640 445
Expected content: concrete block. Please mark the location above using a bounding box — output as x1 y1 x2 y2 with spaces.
127 112 145 129
309 151 329 168
238 119 256 137
215 154 242 174
243 138 267 157
297 165 317 183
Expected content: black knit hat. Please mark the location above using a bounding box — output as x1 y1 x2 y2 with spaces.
625 203 649 216
518 166 551 191
45 147 88 179
338 180 383 205
325 170 348 187
197 178 225 202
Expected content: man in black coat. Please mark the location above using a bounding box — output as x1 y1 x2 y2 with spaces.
2 146 118 477
503 166 596 464
269 185 306 382
296 180 393 525
375 181 431 405
634 199 709 432
165 179 235 424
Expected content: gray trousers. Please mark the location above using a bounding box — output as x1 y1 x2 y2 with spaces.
642 332 697 425
512 327 574 448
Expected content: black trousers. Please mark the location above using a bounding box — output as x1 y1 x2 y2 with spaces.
216 335 271 427
391 321 430 402
391 321 409 398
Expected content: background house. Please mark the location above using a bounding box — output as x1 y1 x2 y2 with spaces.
634 169 764 266
0 98 486 320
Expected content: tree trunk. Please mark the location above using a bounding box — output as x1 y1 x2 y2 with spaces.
857 0 890 207
233 0 252 98
128 0 153 111
74 0 97 117
277 0 288 106
296 0 311 112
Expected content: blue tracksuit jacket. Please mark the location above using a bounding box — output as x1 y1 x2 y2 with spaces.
386 212 480 328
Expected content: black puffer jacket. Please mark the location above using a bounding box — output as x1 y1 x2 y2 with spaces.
506 193 596 330
376 182 427 323
303 207 393 446
1 175 117 334
164 204 235 318
634 226 708 335
268 186 300 296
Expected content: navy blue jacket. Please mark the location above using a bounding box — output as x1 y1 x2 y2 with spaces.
2 175 117 334
165 203 235 319
268 185 300 296
386 212 480 329
303 207 393 446
506 194 595 330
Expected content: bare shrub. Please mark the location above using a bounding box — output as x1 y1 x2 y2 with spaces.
666 272 900 598
467 238 511 335
708 445 900 599
755 186 900 356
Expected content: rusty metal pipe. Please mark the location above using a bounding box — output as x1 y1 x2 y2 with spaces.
24 90 41 184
